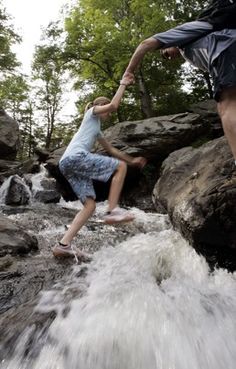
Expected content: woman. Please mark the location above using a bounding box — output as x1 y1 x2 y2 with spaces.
53 75 146 261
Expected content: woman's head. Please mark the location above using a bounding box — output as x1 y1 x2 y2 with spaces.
93 96 110 106
85 96 110 112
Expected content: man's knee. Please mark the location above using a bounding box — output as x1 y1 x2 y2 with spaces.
217 86 236 118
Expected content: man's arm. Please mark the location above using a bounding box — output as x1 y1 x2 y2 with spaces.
124 37 162 76
124 21 213 77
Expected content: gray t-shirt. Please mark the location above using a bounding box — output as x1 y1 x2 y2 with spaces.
60 107 103 161
153 21 236 71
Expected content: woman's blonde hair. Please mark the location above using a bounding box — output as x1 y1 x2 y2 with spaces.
84 96 110 113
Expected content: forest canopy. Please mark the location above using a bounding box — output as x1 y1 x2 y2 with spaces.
0 0 212 157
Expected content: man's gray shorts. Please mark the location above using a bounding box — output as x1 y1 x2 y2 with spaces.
59 152 119 203
211 42 236 101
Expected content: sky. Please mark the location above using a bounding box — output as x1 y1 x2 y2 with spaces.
2 0 77 119
3 0 69 73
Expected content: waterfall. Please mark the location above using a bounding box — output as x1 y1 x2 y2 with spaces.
1 206 236 369
0 176 12 204
31 165 47 195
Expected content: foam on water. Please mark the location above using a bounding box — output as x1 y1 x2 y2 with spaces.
1 210 236 369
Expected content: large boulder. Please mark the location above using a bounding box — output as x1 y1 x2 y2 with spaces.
153 136 236 270
0 158 40 186
0 214 38 257
102 112 210 160
31 174 61 204
45 147 77 201
0 175 31 205
188 99 223 138
0 109 20 159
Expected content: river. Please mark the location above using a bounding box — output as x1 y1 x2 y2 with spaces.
1 200 235 369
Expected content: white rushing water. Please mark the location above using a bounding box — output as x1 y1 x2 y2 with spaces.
1 209 236 369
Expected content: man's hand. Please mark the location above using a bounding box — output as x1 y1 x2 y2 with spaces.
122 71 135 83
160 47 180 60
120 73 135 86
130 156 147 169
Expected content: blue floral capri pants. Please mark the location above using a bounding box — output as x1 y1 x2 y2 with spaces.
59 151 120 203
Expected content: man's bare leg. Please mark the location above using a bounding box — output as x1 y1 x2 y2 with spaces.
107 161 127 212
60 197 96 245
217 86 236 161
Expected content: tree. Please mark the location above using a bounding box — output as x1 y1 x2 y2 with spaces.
32 22 67 149
63 0 214 122
0 74 29 119
0 1 20 72
18 101 37 160
63 0 189 120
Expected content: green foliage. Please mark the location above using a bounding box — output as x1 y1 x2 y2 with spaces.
62 0 209 124
32 22 67 149
63 0 187 121
0 2 20 72
0 0 213 158
17 101 37 160
0 74 29 117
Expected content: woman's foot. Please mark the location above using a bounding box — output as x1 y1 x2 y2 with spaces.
103 207 135 224
52 243 91 263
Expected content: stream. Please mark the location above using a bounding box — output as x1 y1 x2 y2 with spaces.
0 199 236 369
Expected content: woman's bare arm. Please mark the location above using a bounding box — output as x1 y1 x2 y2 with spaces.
93 75 134 115
98 137 147 168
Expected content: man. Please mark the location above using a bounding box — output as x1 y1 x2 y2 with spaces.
124 6 236 165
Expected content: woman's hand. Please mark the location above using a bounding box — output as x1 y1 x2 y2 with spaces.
130 156 147 169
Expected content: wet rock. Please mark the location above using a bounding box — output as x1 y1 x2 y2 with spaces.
20 157 41 174
153 136 236 270
0 175 31 205
45 147 77 202
0 255 13 271
0 160 21 185
34 189 61 204
31 171 61 204
0 214 38 257
34 146 50 162
0 158 40 186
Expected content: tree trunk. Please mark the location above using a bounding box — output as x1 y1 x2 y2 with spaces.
138 70 154 118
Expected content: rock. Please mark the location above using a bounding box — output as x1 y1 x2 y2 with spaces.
0 214 38 257
20 157 41 174
0 109 20 159
102 112 209 160
0 158 40 186
0 255 13 271
153 136 236 270
0 175 31 205
31 169 61 204
45 147 79 201
34 189 61 204
34 146 50 161
189 99 218 116
0 160 21 185
188 99 223 138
